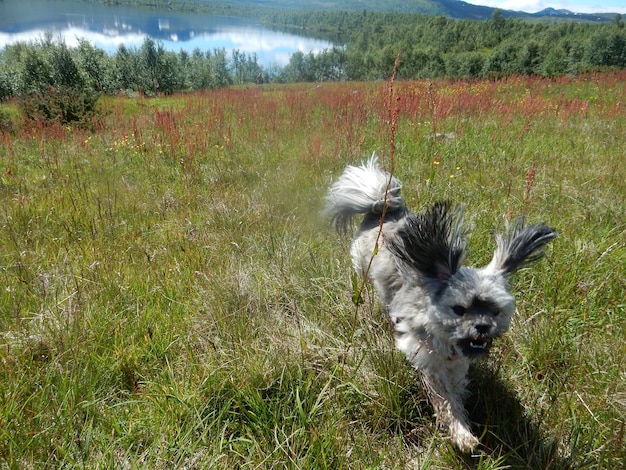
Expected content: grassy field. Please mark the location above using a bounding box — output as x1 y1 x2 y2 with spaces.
0 72 624 468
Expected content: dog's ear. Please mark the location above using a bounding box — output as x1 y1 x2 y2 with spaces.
388 201 467 285
487 216 556 277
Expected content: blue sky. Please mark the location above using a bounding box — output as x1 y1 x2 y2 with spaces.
468 0 626 14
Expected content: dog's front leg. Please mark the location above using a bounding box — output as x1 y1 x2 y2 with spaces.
420 369 479 452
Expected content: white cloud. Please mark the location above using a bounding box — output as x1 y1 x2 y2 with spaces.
0 27 146 52
0 25 334 66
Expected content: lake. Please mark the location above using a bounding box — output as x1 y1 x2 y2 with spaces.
0 0 335 67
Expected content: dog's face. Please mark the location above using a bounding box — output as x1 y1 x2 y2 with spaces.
388 202 556 360
434 267 516 359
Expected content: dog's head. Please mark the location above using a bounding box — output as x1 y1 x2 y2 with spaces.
389 202 556 359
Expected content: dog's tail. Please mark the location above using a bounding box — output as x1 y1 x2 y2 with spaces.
323 153 404 233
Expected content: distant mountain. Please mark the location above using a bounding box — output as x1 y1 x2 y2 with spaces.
534 7 575 16
528 7 618 22
80 0 623 23
434 0 519 20
411 0 620 22
246 0 622 22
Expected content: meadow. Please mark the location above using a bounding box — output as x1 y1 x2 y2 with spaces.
0 72 624 468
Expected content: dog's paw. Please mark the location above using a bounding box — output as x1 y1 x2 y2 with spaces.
450 423 480 453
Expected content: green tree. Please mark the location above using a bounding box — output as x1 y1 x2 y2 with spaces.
518 41 541 75
49 40 83 90
74 39 112 93
281 51 314 82
445 52 485 78
483 42 520 77
185 49 214 90
486 9 507 47
231 51 263 85
0 68 12 101
17 44 51 94
541 46 567 76
113 44 138 92
313 48 346 81
584 31 626 68
139 38 163 94
211 49 232 88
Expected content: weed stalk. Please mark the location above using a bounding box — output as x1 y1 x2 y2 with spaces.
350 51 402 333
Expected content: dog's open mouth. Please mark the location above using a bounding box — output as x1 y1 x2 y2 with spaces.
458 337 493 357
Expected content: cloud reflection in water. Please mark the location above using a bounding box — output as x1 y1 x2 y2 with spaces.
0 1 335 67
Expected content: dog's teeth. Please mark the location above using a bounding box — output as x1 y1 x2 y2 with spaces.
470 341 487 349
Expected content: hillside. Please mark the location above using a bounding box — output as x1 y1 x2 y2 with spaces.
181 0 619 21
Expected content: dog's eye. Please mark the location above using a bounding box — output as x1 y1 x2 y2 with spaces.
452 305 467 316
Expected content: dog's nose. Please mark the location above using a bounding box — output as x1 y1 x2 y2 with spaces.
475 324 490 334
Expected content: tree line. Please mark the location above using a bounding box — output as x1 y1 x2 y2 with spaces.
1 10 625 101
0 34 266 100
272 10 626 80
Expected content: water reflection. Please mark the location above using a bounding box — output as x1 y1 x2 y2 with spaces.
0 0 334 66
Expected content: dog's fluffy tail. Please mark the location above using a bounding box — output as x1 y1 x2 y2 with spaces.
323 153 404 233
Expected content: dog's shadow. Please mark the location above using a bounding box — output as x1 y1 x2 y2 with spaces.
461 363 567 468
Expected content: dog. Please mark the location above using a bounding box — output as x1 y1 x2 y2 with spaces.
323 155 556 452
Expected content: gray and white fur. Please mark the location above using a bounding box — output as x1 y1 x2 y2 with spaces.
323 154 556 452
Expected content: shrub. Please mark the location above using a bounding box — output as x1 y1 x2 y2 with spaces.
0 108 13 134
18 86 101 129
0 70 13 101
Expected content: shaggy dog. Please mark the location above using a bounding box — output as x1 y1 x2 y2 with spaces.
323 155 556 451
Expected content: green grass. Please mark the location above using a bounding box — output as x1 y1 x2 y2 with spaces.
1 74 624 468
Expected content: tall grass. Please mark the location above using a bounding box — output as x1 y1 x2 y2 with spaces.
1 72 624 468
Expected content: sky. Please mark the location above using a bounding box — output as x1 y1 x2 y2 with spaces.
467 0 626 14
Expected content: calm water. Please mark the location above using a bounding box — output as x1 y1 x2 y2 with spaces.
0 0 334 66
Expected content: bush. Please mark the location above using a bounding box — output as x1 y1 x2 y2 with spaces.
0 70 13 101
0 108 13 134
19 86 101 129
